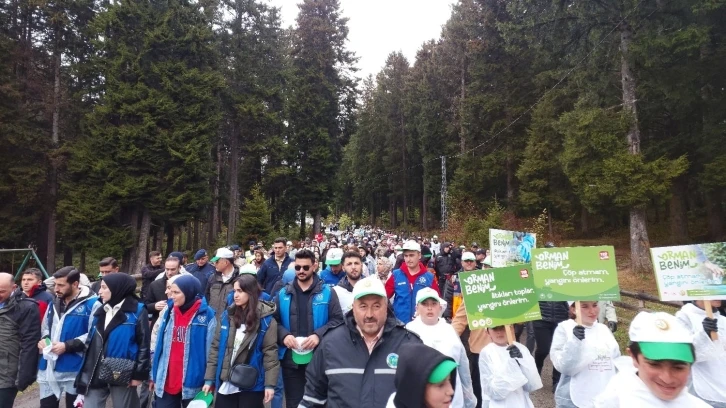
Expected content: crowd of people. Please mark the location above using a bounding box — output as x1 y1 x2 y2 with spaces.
0 226 721 407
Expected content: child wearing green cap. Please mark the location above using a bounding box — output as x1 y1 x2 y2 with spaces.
386 343 458 408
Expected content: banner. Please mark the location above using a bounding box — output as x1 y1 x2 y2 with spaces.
489 229 537 268
531 246 620 301
651 243 726 301
459 265 542 329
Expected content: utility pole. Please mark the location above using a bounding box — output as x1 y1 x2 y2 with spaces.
441 156 447 231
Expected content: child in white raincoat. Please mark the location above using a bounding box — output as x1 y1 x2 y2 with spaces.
406 288 477 408
676 300 726 407
551 301 620 408
479 325 542 408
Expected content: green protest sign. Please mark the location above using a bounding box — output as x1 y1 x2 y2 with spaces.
651 243 726 301
531 246 620 301
459 266 542 330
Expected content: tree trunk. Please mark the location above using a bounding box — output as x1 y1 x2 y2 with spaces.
165 223 175 256
669 175 689 244
706 190 724 240
63 246 72 268
46 48 62 274
128 208 139 275
459 60 466 154
79 250 86 274
193 219 200 251
210 144 221 246
422 189 428 231
506 149 515 204
621 20 651 274
580 207 589 236
392 200 398 228
299 210 306 239
133 207 151 275
227 127 240 244
401 112 408 227
152 226 161 253
186 223 193 251
548 207 554 237
313 210 321 235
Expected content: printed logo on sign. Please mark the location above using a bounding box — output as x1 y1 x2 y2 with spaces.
485 318 492 326
519 269 529 279
599 251 610 260
479 319 487 327
386 353 398 369
471 319 479 328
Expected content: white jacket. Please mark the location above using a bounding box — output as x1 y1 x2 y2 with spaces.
479 342 542 408
676 303 726 406
550 319 620 408
406 318 477 408
594 367 712 408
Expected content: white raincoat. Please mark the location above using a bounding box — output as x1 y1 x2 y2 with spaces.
406 317 477 408
479 341 542 408
550 319 620 408
676 303 726 407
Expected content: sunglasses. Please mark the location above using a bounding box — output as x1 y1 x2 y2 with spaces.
294 265 312 271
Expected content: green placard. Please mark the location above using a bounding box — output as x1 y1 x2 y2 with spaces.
459 266 542 330
651 243 726 301
531 246 620 301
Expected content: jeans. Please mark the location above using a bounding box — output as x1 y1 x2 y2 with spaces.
282 364 308 408
271 367 285 408
0 388 17 408
467 353 482 408
153 392 189 408
533 319 561 391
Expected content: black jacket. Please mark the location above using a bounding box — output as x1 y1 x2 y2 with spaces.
0 291 40 390
140 264 164 301
273 276 343 367
300 310 423 408
144 276 169 326
435 249 459 279
75 296 150 394
538 301 569 324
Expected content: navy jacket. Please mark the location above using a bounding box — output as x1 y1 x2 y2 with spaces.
257 255 293 295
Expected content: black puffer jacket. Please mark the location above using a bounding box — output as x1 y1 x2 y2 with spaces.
435 246 459 279
0 291 40 391
300 309 423 408
74 296 150 394
538 301 569 323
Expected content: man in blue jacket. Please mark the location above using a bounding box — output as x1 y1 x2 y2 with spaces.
319 248 344 286
257 238 293 295
37 267 100 408
184 249 215 294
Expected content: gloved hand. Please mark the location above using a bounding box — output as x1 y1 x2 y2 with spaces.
573 325 586 340
703 317 718 337
507 344 523 359
608 321 617 333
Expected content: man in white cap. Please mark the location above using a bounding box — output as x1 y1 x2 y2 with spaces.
406 288 476 408
300 276 422 408
593 311 711 407
385 240 440 323
205 247 239 318
320 247 345 286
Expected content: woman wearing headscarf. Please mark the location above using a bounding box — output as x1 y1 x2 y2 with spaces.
203 274 279 407
151 275 217 407
75 273 150 408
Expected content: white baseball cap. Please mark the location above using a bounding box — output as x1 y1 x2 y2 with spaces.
239 264 257 275
629 311 694 363
461 251 476 261
325 248 344 265
402 240 421 252
352 276 387 299
210 247 234 262
416 287 443 304
394 245 403 252
433 235 438 239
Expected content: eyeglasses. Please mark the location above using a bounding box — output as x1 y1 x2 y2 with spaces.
294 265 312 271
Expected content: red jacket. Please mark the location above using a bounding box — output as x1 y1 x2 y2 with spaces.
26 283 53 324
385 262 440 298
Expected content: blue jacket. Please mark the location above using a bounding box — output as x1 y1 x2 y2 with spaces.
152 298 216 399
226 290 271 307
277 283 332 360
319 266 345 286
184 262 216 294
39 289 99 373
257 255 293 295
213 307 273 391
391 268 436 323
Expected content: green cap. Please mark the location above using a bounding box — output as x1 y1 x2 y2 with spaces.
292 349 313 365
639 342 694 364
428 359 458 383
189 391 214 408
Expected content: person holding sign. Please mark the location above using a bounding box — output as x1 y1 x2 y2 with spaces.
593 311 711 407
385 240 440 323
479 326 542 408
675 300 726 407
406 288 477 408
550 301 620 408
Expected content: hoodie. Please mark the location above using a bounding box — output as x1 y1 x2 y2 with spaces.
387 342 457 408
24 282 54 325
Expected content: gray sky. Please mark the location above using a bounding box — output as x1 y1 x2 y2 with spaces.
270 0 456 79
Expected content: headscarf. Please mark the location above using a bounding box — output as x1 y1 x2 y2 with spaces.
172 275 202 312
102 273 137 307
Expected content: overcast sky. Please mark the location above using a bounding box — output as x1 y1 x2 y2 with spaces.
269 0 456 80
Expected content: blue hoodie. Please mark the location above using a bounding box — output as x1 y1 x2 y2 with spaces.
320 266 345 286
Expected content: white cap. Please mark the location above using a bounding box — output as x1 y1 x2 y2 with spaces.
402 240 421 252
629 311 694 363
286 241 293 246
433 235 438 239
325 248 344 265
352 276 387 299
394 245 403 252
416 287 443 304
239 264 257 275
211 247 234 262
461 251 476 261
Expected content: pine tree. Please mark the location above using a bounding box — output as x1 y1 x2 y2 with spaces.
237 184 273 244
